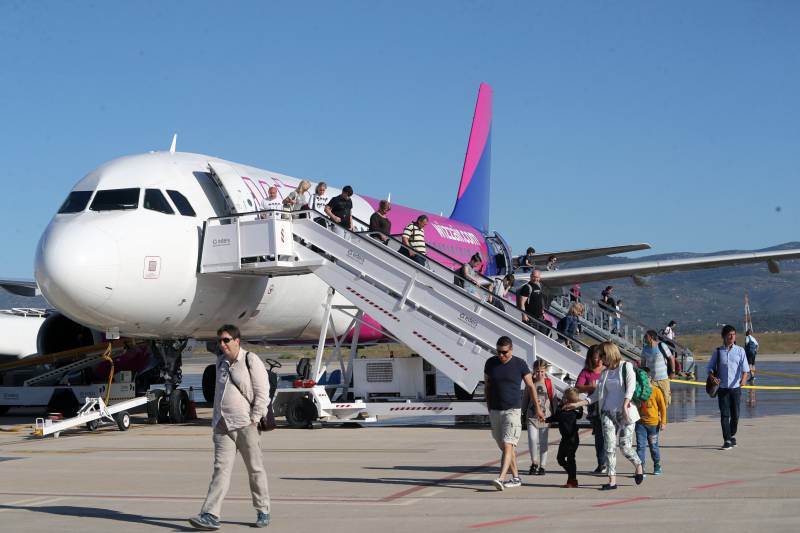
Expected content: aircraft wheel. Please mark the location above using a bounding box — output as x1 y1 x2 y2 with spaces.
202 364 216 403
86 419 99 432
169 389 189 424
147 389 170 423
285 395 317 428
115 411 131 431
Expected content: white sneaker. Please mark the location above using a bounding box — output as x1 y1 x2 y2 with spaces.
491 478 505 491
503 477 522 488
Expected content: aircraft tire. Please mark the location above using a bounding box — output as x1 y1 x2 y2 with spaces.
147 389 169 423
202 364 216 404
169 389 189 424
285 395 317 428
115 411 131 431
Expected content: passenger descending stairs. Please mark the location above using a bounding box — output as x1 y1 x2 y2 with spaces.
200 211 587 394
548 295 695 373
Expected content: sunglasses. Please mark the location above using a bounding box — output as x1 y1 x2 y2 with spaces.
497 349 511 355
218 337 235 344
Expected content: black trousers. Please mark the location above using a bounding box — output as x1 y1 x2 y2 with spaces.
557 440 579 480
717 387 742 443
590 414 605 466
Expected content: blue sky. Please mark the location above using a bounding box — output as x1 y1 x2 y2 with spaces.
1 1 798 277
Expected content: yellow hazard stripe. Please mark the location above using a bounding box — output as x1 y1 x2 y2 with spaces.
754 370 800 379
670 378 800 390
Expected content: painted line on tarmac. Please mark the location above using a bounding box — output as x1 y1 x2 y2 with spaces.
465 515 540 529
778 467 800 474
0 496 66 513
466 514 540 529
692 479 745 490
592 496 652 509
0 491 411 506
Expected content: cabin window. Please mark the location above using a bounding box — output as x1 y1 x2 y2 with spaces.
90 188 140 211
166 190 196 217
57 191 93 213
144 189 175 215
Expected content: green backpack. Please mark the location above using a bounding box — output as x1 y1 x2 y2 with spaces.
622 361 652 403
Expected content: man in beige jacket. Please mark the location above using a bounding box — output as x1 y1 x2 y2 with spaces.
190 324 271 530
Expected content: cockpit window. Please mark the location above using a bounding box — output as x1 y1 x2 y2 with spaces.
144 189 175 215
90 188 140 211
166 190 196 217
58 191 93 213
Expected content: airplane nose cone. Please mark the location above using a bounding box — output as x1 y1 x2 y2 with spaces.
35 220 120 320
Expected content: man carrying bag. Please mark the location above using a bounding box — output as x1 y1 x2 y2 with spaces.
706 325 750 451
190 324 271 530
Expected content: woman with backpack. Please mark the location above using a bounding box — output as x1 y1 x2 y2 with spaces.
564 341 644 490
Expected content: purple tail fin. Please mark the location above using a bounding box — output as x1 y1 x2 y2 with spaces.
449 82 492 234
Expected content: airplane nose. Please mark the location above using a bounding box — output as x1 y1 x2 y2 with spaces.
35 220 120 318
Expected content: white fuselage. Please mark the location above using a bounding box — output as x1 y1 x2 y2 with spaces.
34 152 375 340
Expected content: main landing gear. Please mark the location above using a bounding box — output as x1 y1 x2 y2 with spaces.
147 340 190 423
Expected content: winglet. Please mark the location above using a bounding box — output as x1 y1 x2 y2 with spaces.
449 83 492 234
169 134 177 153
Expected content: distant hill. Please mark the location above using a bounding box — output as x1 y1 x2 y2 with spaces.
565 242 800 334
2 242 798 334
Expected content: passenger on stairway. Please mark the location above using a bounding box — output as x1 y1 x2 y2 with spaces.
324 185 354 230
283 180 311 213
546 255 558 271
259 186 283 218
517 247 536 272
400 215 428 266
369 200 392 244
454 253 488 296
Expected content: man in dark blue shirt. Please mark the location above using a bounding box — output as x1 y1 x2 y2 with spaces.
483 336 543 490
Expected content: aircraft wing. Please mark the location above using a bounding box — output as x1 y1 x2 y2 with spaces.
539 249 800 286
528 243 651 264
0 278 40 297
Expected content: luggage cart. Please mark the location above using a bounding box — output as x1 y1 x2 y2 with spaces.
33 393 151 438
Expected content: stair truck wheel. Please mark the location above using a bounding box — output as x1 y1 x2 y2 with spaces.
285 395 318 428
169 389 189 423
202 364 216 403
147 389 170 423
115 411 131 431
86 419 99 432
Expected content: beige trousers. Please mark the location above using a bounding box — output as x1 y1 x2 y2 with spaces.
200 422 270 518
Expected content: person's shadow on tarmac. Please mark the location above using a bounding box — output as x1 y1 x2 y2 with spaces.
0 504 252 531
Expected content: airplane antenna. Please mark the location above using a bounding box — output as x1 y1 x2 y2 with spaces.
169 134 177 154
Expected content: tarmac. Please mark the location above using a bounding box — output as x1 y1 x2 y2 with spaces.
0 359 798 532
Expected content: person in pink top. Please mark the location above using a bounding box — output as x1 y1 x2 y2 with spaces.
575 344 606 473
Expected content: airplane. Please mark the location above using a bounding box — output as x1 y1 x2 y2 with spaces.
2 82 799 421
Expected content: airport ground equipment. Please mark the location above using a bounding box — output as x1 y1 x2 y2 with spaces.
199 210 587 425
33 393 150 438
548 294 695 377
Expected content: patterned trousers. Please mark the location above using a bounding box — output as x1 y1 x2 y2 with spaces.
601 411 641 475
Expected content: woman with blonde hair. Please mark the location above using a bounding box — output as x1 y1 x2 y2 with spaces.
565 341 643 490
283 180 311 211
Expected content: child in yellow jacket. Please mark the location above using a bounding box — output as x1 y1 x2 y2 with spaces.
635 370 667 475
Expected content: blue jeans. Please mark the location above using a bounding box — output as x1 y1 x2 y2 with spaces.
635 422 661 467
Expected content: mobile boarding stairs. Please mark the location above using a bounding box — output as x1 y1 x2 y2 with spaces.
199 210 587 425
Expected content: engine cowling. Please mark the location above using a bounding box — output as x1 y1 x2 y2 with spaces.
36 312 100 356
0 311 46 363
